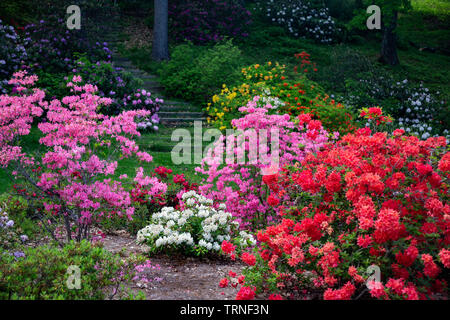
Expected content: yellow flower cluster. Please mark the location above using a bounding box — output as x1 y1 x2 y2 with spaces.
241 61 285 82
206 61 287 130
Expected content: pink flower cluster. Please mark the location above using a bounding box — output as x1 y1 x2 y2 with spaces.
0 72 164 242
196 97 331 228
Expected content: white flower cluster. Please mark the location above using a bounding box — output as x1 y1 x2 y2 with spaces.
238 230 257 247
255 0 338 43
137 192 255 254
394 83 448 142
344 75 448 142
397 118 447 141
260 87 285 109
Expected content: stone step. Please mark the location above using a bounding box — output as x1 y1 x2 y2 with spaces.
159 105 202 112
113 61 133 68
112 56 131 62
142 82 164 91
143 80 161 87
113 64 134 70
146 127 196 136
163 100 191 106
158 111 204 118
138 74 158 80
127 69 153 77
159 120 208 127
160 117 206 123
102 39 121 44
146 89 164 96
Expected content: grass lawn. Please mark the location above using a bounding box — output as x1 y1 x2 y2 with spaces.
0 125 204 195
1 1 448 196
411 0 450 17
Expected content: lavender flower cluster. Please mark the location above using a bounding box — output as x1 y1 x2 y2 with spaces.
0 20 27 93
0 208 28 259
22 17 110 74
394 81 448 141
125 89 162 132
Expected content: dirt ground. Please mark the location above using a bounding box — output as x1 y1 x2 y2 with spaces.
102 233 244 300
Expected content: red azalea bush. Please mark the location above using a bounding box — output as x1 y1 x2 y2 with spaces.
94 167 198 235
224 114 449 300
131 166 198 210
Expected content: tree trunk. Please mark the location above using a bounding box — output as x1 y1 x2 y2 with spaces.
152 0 169 61
380 10 399 65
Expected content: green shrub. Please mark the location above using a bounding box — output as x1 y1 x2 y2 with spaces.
0 241 144 300
325 0 363 21
159 40 243 104
98 203 151 236
74 55 142 101
35 70 68 100
311 46 374 93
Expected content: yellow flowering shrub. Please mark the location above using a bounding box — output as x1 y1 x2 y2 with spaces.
205 55 356 134
206 62 286 130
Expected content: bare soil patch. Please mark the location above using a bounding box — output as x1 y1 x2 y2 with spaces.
102 234 244 300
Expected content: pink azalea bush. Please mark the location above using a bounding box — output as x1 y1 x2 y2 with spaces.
196 96 332 229
0 71 165 242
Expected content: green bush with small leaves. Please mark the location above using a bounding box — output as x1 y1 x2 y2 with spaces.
0 241 144 300
159 40 244 104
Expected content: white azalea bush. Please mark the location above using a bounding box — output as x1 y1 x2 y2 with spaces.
255 0 338 43
137 191 256 256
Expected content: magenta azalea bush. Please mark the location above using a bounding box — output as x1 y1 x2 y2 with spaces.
196 96 332 229
0 71 166 243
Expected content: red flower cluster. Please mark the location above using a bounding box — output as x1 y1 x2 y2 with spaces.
294 51 317 74
221 240 236 255
267 194 280 207
154 166 172 179
236 286 256 300
241 252 256 266
360 107 393 126
219 278 229 288
131 167 198 209
238 124 449 300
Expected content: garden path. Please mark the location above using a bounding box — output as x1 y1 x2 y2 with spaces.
95 26 239 300
102 234 243 300
101 24 207 147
